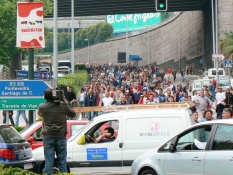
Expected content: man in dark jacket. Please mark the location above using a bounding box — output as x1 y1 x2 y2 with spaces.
84 88 97 120
65 85 76 107
38 88 76 175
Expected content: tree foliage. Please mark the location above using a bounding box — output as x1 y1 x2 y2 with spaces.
0 0 18 66
41 22 113 53
0 0 53 66
220 31 233 56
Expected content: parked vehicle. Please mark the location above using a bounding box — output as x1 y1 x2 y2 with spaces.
207 68 226 79
192 77 210 93
32 104 195 174
21 120 88 150
0 124 35 170
218 75 231 91
131 119 233 175
58 60 71 71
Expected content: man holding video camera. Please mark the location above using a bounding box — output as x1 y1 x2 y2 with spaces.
38 88 76 175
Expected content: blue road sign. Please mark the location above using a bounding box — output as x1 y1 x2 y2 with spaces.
16 70 51 80
224 60 232 68
0 80 50 97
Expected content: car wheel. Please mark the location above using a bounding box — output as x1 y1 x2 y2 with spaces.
140 169 157 175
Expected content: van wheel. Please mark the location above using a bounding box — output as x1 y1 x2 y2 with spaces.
140 169 157 175
40 161 70 174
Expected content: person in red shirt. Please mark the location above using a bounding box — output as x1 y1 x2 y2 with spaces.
138 91 150 104
167 68 172 80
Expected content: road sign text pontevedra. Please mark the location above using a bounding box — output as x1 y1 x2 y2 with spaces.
0 80 50 97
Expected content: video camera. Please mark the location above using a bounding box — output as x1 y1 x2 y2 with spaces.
52 86 64 103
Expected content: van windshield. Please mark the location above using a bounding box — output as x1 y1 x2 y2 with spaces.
68 121 92 142
203 80 210 86
58 62 71 68
194 81 202 88
212 70 223 76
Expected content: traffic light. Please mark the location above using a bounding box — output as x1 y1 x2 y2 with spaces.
156 0 167 11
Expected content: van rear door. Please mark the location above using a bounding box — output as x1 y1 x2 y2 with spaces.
121 114 185 172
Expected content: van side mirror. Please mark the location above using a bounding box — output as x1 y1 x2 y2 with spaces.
77 135 86 145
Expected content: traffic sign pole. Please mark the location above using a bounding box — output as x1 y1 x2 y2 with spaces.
28 0 34 125
212 54 225 91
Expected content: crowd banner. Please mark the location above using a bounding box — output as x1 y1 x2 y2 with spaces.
16 2 45 48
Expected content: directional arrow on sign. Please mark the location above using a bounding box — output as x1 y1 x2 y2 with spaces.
0 80 51 97
212 54 225 61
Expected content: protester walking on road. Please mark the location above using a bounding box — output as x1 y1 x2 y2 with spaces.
194 90 212 120
84 89 97 120
15 110 29 127
2 110 15 126
215 87 226 119
172 69 176 81
76 88 86 118
65 85 77 108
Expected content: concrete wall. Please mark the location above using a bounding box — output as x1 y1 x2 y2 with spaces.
58 11 205 73
218 0 233 40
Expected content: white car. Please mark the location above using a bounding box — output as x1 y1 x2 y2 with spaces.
131 119 233 175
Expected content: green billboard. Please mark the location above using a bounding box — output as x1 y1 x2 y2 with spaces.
106 13 161 33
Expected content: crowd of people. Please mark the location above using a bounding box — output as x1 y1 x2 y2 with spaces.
72 64 233 121
3 64 232 125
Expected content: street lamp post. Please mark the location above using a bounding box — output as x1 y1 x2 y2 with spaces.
85 39 90 63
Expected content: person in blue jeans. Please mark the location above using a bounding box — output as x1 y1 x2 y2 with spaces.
15 110 29 126
2 110 15 126
38 88 76 175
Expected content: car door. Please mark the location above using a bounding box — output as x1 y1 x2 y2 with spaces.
204 124 233 175
72 118 122 174
164 125 213 175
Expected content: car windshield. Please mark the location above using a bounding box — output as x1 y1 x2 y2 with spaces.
0 125 24 143
20 122 41 137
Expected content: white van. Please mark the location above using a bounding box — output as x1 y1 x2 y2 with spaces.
58 60 71 71
208 68 226 79
32 105 195 174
